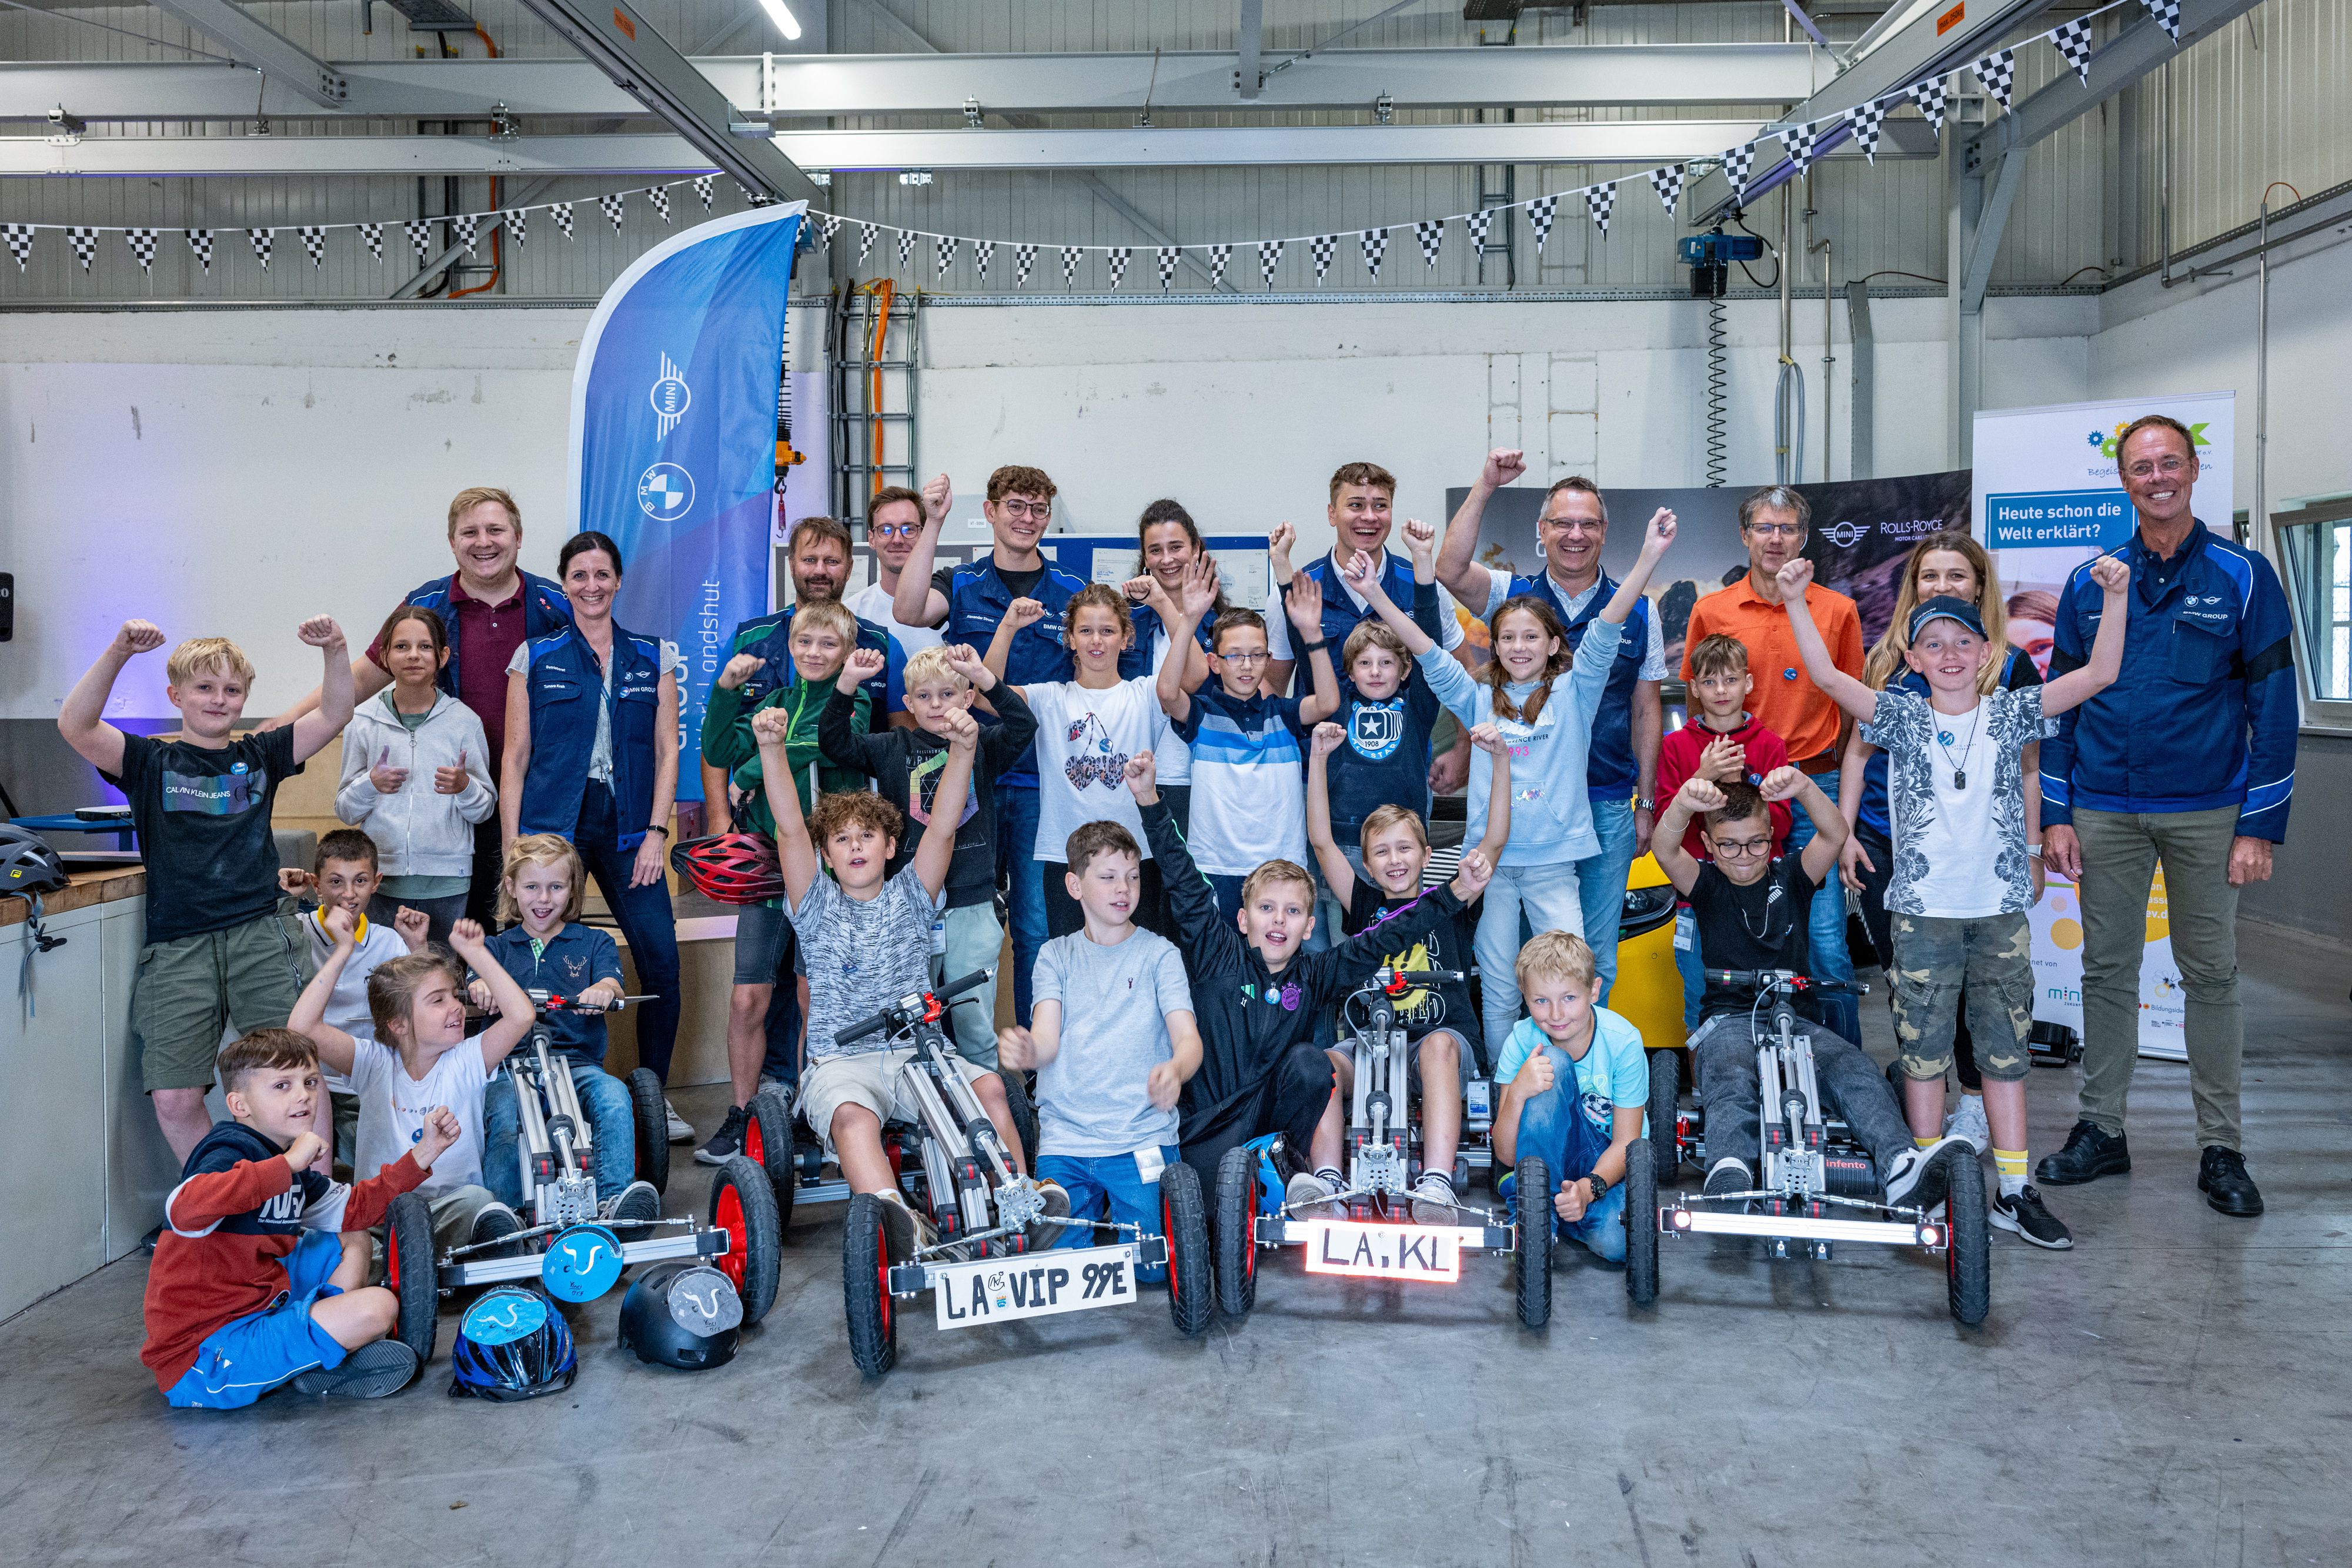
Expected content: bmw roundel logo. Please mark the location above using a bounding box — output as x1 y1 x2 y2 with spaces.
637 462 695 519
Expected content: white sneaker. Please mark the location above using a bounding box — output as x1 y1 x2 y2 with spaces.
1942 1095 1990 1155
1285 1169 1346 1220
664 1097 695 1144
1409 1171 1461 1226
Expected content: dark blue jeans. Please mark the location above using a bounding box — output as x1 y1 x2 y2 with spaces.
574 780 681 1083
1778 768 1860 1042
1502 1045 1629 1262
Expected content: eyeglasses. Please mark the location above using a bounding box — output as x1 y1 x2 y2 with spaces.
997 500 1053 520
1745 522 1805 539
1217 650 1271 665
2122 456 2192 479
1709 837 1772 858
868 523 923 540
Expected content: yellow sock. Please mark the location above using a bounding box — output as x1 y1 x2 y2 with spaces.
1915 1136 1937 1149
1994 1148 2028 1197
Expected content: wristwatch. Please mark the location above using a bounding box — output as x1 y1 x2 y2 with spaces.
1583 1171 1611 1202
1300 637 1330 654
1633 796 1656 813
648 824 671 840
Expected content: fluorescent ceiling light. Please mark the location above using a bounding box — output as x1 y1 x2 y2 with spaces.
757 0 801 41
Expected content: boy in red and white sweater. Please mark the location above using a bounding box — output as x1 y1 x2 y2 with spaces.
141 1028 455 1408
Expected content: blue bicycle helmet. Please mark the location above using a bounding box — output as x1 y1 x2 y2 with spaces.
448 1287 577 1402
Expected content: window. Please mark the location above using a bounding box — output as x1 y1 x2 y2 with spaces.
2274 499 2352 730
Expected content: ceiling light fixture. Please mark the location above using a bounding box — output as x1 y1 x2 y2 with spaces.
757 0 802 42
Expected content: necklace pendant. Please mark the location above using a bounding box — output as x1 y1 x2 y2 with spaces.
1953 768 1966 790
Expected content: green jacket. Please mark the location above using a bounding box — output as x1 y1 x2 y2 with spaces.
702 672 872 835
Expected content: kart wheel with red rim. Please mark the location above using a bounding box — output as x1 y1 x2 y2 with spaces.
745 1086 797 1240
385 1190 438 1364
627 1067 669 1196
707 1154 780 1325
1160 1161 1212 1337
1625 1138 1660 1309
1646 1050 1682 1175
1214 1145 1258 1320
843 1193 898 1376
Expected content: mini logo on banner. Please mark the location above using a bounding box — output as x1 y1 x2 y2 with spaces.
1822 520 1869 548
637 462 695 519
650 353 691 441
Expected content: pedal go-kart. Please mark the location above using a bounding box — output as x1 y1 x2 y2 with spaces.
1214 966 1551 1330
383 990 782 1362
1630 967 1989 1326
835 968 1213 1375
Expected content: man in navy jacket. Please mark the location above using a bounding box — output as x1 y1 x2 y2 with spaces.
2037 414 2295 1217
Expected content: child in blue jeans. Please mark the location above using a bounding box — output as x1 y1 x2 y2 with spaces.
998 820 1202 1281
1489 932 1649 1262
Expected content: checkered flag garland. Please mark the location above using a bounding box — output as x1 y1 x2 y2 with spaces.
896 229 915 269
1414 218 1444 270
1207 242 1232 288
693 173 716 210
185 228 213 273
1588 181 1615 239
1014 242 1037 286
502 209 526 249
936 233 956 278
1781 122 1820 175
67 226 98 272
1106 247 1132 289
1526 195 1558 255
1309 233 1338 285
1722 142 1756 200
648 185 671 225
973 242 993 283
1847 100 1889 165
552 202 576 240
2050 16 2095 85
2143 0 2182 42
126 228 159 273
1910 74 1950 135
1649 163 1685 216
1975 49 2017 111
359 222 385 261
403 218 434 262
1155 246 1180 290
1060 246 1083 287
246 228 273 271
1257 238 1282 286
1 223 31 272
598 192 627 230
1361 226 1389 279
451 212 478 255
857 222 877 265
817 213 842 247
298 225 326 269
1464 207 1496 249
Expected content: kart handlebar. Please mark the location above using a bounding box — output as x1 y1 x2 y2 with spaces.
833 967 995 1052
520 988 659 1015
1702 969 1867 996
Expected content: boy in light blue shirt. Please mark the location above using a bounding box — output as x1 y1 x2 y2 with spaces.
1490 931 1650 1263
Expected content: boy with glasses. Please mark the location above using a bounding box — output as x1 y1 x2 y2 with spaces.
846 486 944 656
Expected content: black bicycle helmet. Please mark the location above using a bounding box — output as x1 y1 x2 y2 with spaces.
448 1287 578 1401
0 825 68 902
617 1261 743 1370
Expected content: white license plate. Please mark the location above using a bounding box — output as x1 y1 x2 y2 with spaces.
1299 1219 1463 1283
931 1243 1140 1330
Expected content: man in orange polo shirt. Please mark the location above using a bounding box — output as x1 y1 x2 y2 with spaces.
1679 485 1864 1040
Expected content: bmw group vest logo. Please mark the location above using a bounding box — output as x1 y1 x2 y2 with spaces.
637 462 695 520
650 353 691 441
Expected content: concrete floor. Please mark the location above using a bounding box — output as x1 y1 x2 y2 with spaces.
4 924 2346 1568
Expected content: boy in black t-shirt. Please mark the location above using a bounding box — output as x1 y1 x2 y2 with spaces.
1652 773 1959 1209
1304 718 1512 1222
59 618 356 1163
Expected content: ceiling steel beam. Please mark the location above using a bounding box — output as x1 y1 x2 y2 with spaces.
138 0 348 109
0 134 710 176
1237 0 1265 100
0 44 1826 123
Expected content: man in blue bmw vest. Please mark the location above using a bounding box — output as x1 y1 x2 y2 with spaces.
1434 451 1666 1003
2036 413 2294 1218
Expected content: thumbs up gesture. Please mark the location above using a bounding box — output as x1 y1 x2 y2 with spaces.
369 745 409 795
433 748 471 795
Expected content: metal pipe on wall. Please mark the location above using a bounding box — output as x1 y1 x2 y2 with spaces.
2254 192 2270 551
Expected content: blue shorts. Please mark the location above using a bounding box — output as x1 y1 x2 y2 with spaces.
1037 1145 1181 1284
164 1230 351 1410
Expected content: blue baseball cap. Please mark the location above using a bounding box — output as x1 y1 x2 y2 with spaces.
1908 595 1988 642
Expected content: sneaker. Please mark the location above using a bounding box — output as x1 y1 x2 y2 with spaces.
292 1340 419 1400
1410 1171 1461 1226
1942 1095 1990 1155
1285 1169 1346 1220
1885 1136 1966 1211
873 1188 932 1261
468 1201 523 1255
694 1105 747 1166
1991 1185 2075 1249
2197 1146 2264 1217
1702 1158 1751 1199
664 1098 695 1144
1024 1179 1071 1250
602 1180 661 1226
2035 1121 2130 1186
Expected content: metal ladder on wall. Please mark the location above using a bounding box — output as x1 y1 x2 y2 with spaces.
829 282 921 519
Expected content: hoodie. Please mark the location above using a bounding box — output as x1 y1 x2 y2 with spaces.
334 689 497 878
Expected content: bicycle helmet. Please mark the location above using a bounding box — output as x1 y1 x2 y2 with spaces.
617 1261 743 1370
670 833 788 905
0 825 69 902
447 1287 578 1402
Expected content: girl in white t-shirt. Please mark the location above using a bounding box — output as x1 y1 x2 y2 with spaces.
988 583 1174 941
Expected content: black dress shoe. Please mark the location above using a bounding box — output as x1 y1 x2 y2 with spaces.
2035 1121 2131 1185
2198 1146 2264 1217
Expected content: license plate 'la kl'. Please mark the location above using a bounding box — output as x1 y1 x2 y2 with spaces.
931 1243 1140 1329
1300 1219 1462 1283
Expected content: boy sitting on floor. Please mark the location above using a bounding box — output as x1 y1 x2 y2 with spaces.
998 821 1203 1281
141 1029 456 1407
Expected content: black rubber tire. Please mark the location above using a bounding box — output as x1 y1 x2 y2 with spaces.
627 1067 669 1197
385 1190 438 1365
1943 1145 1992 1327
1625 1138 1661 1309
746 1086 798 1241
1513 1155 1553 1330
1646 1050 1682 1175
1214 1145 1259 1320
707 1154 781 1326
843 1193 898 1376
1160 1162 1214 1338
999 1067 1040 1167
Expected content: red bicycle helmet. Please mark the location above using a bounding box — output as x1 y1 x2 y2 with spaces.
670 833 789 905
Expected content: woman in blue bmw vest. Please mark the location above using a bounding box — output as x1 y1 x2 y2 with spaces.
499 531 685 1106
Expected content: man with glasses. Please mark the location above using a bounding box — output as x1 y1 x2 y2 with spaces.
1435 450 1668 1002
1679 486 1865 1041
2034 413 2294 1217
846 486 946 658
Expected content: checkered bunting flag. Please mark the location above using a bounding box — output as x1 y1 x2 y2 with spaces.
692 173 716 210
2050 16 2095 85
552 202 576 240
450 212 478 255
1414 218 1443 270
856 222 877 265
1780 122 1820 175
184 228 213 273
67 226 97 272
404 218 435 261
1910 74 1950 135
358 221 385 261
1 223 31 272
1309 233 1338 285
973 242 993 283
1105 246 1132 289
896 229 916 269
502 209 526 248
597 191 627 230
2143 0 2182 42
1722 142 1756 201
298 225 326 269
1526 195 1558 255
1207 242 1232 287
1155 245 1180 290
1361 226 1389 279
246 228 273 271
647 185 671 225
1464 206 1496 249
1060 246 1083 287
1847 100 1889 165
126 228 158 273
1588 181 1615 239
1649 163 1686 216
935 233 956 278
816 213 841 247
1014 242 1037 286
1975 49 2017 111
1257 238 1282 286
